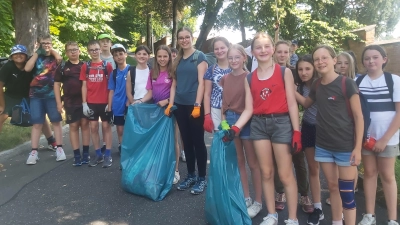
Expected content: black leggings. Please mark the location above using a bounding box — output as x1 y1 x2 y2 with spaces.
174 103 207 177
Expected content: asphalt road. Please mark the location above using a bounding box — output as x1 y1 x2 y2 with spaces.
0 128 393 225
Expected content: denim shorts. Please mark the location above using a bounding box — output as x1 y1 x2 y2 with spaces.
225 110 251 139
250 114 292 144
315 146 352 167
30 98 62 124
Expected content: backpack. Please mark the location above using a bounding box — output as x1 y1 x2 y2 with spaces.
112 66 136 96
247 65 286 87
85 60 109 79
316 76 371 140
355 72 394 102
0 57 9 69
191 50 216 66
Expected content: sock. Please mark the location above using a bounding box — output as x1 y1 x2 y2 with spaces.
254 201 262 206
73 149 80 157
268 213 278 219
314 202 322 210
95 148 102 156
31 148 38 153
104 149 111 157
82 145 89 155
332 220 343 225
47 136 55 144
245 197 251 202
57 145 62 148
102 142 106 147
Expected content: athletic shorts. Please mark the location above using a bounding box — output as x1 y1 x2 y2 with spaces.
65 106 85 124
86 103 109 122
211 107 221 131
250 114 292 144
362 145 400 158
314 146 352 167
113 115 125 126
30 98 62 124
225 110 251 139
301 121 316 149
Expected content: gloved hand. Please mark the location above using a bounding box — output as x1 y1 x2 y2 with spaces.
105 110 114 125
203 114 214 133
82 103 91 117
222 125 240 142
165 104 173 117
105 104 109 112
191 106 201 118
291 130 302 154
220 120 230 131
35 44 46 56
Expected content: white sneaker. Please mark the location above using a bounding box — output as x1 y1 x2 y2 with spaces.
245 197 252 208
284 219 299 225
180 150 186 162
173 171 180 184
260 214 278 225
358 214 376 225
247 201 262 218
26 151 39 165
388 220 399 225
56 147 66 161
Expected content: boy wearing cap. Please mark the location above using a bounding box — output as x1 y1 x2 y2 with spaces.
98 34 116 69
290 40 299 68
108 44 129 154
54 41 90 166
25 35 66 165
80 40 113 168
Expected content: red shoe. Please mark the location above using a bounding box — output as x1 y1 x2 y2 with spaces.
275 193 286 210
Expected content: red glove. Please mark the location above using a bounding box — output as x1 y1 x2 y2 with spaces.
222 125 240 142
291 130 302 154
203 114 214 133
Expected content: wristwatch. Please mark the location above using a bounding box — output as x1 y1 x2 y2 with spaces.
194 103 201 107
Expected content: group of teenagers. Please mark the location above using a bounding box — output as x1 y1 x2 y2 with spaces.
0 26 399 225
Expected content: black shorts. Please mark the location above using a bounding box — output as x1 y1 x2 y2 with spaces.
87 103 110 122
301 121 316 149
113 115 125 126
2 95 26 116
65 106 85 124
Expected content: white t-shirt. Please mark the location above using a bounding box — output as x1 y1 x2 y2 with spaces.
358 73 400 145
245 46 258 72
134 67 149 99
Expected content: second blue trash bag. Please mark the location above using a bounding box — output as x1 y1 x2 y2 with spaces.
120 104 176 201
205 131 251 225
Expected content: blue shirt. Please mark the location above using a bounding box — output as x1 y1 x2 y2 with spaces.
108 65 129 116
290 53 299 66
175 50 207 105
203 64 231 109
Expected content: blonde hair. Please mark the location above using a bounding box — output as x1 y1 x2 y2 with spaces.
250 32 274 51
173 27 194 78
228 44 248 72
337 52 356 79
274 40 291 67
152 45 175 80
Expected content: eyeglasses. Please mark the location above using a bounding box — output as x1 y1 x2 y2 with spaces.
40 42 52 46
67 48 79 53
88 48 100 53
313 56 330 63
178 36 191 42
228 56 242 62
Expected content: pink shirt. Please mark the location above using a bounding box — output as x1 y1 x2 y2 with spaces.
146 71 172 103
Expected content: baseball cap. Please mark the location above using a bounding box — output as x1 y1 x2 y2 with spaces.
111 44 127 53
10 44 28 56
97 33 112 40
292 40 299 45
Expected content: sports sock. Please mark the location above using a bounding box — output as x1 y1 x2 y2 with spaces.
95 148 102 156
105 149 111 157
332 220 343 225
47 136 55 144
268 213 278 219
314 202 322 210
73 149 80 157
57 145 62 148
82 145 89 154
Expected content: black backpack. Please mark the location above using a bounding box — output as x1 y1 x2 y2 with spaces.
85 60 109 79
112 66 136 97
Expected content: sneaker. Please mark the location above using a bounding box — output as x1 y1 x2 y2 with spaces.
245 198 253 208
325 198 331 205
247 202 262 218
26 151 39 165
307 208 324 225
275 193 286 210
48 142 57 151
284 219 299 225
177 174 196 190
388 220 399 225
260 214 278 225
89 154 104 167
358 214 376 225
102 156 112 168
101 144 106 155
300 196 314 213
73 157 82 166
118 144 121 156
180 150 186 162
191 177 207 194
56 147 66 161
173 171 180 184
81 154 90 164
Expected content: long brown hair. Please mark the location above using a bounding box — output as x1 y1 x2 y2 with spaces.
151 45 175 80
173 27 194 78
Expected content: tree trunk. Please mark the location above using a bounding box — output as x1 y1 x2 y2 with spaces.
12 0 49 55
146 12 152 52
239 0 246 43
171 0 178 48
194 0 224 50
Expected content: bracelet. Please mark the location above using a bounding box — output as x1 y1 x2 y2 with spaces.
139 99 143 103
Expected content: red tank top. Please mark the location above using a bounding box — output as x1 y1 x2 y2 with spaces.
251 64 289 114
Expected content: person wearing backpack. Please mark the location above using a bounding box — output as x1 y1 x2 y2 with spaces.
54 41 90 166
296 45 363 225
108 44 130 155
126 45 150 105
164 27 208 195
80 40 113 168
357 45 400 225
24 35 66 165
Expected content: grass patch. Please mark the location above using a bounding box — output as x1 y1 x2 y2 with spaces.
0 118 31 151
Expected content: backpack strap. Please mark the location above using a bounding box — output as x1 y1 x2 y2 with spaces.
112 69 117 87
341 76 353 120
85 61 91 79
246 71 253 88
384 72 394 102
191 50 200 65
130 66 136 97
60 61 66 76
102 61 109 79
355 74 366 87
280 66 286 82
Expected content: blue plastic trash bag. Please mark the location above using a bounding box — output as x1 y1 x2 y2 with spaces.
121 104 176 201
205 131 251 225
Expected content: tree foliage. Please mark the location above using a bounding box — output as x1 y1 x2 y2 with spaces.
0 1 13 55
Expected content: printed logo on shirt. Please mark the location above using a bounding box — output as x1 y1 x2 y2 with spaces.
164 77 171 83
88 73 104 82
328 96 336 101
66 68 70 72
260 88 272 100
12 73 18 78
